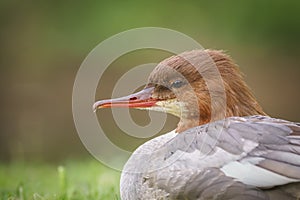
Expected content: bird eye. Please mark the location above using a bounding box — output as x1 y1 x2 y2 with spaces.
171 80 184 88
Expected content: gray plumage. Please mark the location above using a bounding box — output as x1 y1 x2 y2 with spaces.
120 116 300 200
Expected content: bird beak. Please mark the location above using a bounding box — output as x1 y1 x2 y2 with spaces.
93 87 157 111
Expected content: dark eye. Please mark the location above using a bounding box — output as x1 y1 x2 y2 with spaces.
171 80 185 88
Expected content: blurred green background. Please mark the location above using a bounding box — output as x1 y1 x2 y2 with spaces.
1 0 300 163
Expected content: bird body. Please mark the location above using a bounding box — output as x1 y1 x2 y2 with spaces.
94 50 300 199
120 116 300 199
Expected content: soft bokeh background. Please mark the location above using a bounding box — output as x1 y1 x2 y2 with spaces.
1 1 300 163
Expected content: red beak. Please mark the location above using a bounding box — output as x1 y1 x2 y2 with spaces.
93 87 157 111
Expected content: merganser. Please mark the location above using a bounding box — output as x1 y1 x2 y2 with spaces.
94 50 300 200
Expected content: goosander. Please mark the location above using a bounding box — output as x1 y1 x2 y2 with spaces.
94 50 300 199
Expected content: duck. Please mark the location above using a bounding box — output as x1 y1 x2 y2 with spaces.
93 49 300 200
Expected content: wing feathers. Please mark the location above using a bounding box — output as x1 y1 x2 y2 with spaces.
264 144 300 154
256 151 300 166
258 159 300 179
145 116 300 199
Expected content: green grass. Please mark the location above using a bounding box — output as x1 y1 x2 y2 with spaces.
0 159 121 200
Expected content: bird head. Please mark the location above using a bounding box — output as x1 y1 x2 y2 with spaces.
94 50 265 132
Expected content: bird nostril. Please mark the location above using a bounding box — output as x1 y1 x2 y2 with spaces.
130 97 137 101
